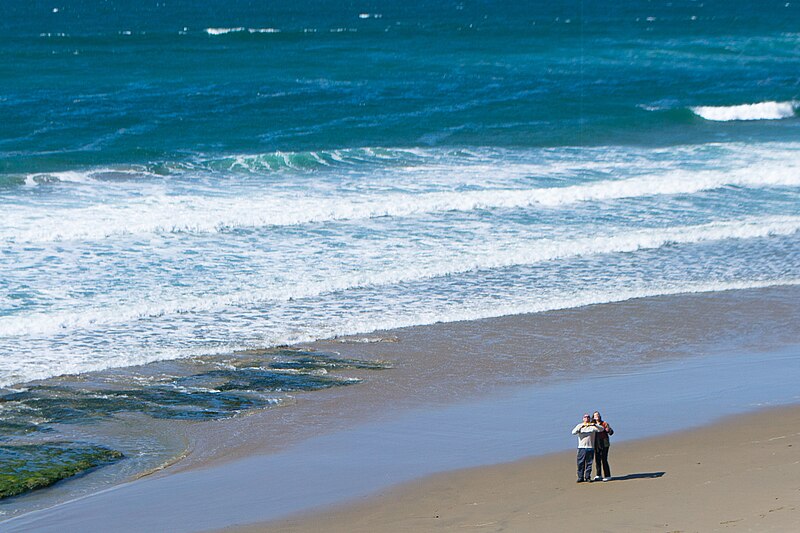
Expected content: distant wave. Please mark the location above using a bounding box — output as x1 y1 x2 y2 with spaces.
11 148 425 185
205 147 425 172
2 215 798 337
205 27 280 35
205 27 245 35
10 167 164 188
10 143 800 188
5 161 800 243
691 101 798 121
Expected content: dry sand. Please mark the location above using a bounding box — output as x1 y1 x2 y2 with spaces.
233 404 800 532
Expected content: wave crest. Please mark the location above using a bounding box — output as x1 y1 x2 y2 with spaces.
690 101 798 121
5 160 800 243
204 147 424 173
204 27 280 35
8 148 424 190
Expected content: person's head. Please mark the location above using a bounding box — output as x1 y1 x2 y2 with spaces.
593 411 602 423
582 413 591 424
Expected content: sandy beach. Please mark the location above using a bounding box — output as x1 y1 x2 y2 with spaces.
235 404 800 532
2 288 799 532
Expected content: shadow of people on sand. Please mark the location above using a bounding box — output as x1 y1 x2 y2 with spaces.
610 472 665 481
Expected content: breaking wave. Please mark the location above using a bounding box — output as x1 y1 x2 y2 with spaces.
204 27 281 35
4 161 799 243
690 101 798 121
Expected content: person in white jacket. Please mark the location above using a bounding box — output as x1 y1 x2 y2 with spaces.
572 414 601 482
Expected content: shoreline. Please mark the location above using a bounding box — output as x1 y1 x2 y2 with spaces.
250 403 800 532
2 286 800 531
172 284 800 473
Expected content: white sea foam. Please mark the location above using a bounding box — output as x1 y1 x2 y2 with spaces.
20 166 161 188
205 27 282 35
23 170 99 187
205 27 246 35
2 278 798 388
315 279 800 355
4 141 800 387
2 215 798 338
5 160 800 243
691 101 798 121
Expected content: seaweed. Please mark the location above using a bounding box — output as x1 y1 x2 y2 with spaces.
122 387 270 420
0 420 41 439
0 350 390 430
0 443 123 499
188 367 355 392
267 353 391 371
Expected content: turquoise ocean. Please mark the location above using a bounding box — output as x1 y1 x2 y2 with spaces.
2 0 800 388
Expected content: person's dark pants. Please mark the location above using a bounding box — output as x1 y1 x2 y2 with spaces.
576 448 594 481
595 445 611 478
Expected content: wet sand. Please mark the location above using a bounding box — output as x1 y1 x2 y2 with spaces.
177 285 800 471
235 404 800 532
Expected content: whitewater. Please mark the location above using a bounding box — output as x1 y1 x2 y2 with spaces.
1 139 799 387
691 101 798 121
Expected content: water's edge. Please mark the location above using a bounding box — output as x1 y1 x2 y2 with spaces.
1 284 798 529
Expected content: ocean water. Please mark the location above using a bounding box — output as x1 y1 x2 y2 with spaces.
2 0 800 387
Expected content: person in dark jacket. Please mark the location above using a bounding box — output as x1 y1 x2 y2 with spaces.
592 411 614 481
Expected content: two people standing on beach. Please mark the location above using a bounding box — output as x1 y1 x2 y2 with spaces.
571 411 614 483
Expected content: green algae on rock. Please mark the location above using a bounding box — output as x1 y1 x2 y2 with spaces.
223 349 393 371
266 352 392 371
0 349 391 431
0 443 123 499
0 420 43 440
